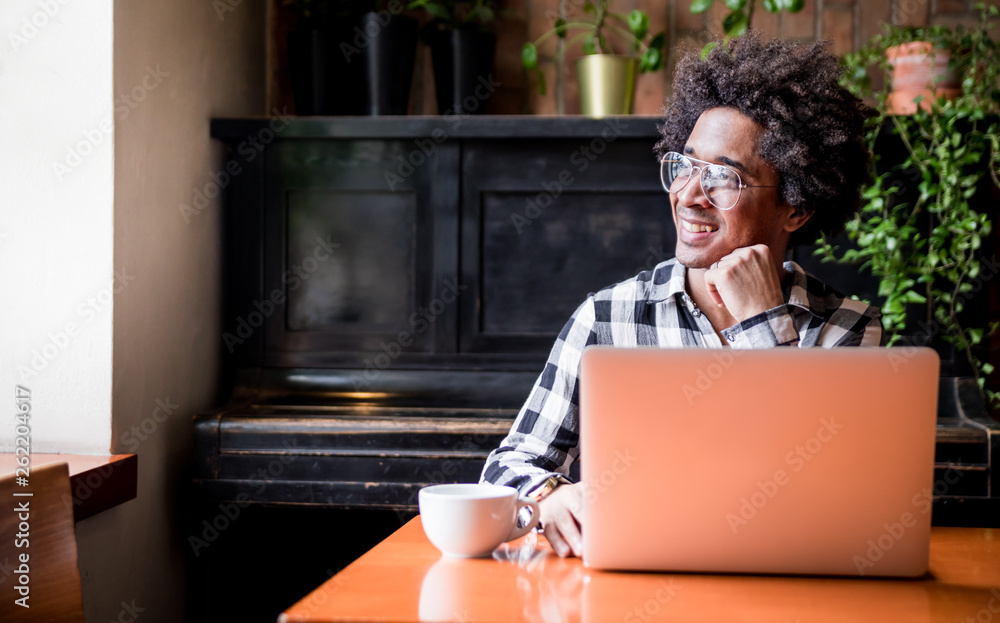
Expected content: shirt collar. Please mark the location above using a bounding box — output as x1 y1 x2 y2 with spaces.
645 258 688 303
783 260 826 316
645 258 826 316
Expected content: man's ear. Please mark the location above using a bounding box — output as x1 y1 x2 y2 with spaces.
782 205 813 233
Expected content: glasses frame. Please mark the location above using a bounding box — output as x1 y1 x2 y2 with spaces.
660 151 778 211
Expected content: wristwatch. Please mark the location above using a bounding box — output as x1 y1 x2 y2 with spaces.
528 475 568 502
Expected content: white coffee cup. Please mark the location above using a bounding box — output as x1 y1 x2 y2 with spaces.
418 483 540 558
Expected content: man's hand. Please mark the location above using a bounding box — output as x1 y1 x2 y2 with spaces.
538 483 584 557
703 244 786 322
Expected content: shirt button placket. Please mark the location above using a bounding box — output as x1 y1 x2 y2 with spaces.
684 294 701 318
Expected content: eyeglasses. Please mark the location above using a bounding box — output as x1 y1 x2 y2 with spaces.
660 151 778 211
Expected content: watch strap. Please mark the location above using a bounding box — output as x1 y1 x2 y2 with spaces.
527 475 569 502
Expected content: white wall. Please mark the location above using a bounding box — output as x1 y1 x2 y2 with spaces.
2 0 264 620
0 0 115 454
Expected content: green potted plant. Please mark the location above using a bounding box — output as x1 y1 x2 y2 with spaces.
819 3 1000 407
841 21 965 115
408 0 500 114
689 0 806 53
520 0 666 117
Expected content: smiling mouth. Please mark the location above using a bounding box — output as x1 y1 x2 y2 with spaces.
680 219 719 233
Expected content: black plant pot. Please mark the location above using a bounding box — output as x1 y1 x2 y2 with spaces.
287 30 330 116
337 12 419 115
287 25 359 116
429 29 496 115
287 15 418 116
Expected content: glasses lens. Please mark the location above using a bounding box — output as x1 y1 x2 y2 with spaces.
702 164 742 210
661 153 692 193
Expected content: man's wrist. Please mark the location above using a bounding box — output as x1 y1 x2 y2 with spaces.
527 475 570 503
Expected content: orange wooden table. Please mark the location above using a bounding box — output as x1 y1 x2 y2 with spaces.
280 517 999 623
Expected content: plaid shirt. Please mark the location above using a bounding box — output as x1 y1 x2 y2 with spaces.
480 258 884 495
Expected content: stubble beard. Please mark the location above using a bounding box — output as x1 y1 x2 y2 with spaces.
674 243 718 270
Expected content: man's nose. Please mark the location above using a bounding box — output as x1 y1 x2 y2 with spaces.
676 172 710 208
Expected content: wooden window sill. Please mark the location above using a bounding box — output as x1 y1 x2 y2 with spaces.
1 453 137 522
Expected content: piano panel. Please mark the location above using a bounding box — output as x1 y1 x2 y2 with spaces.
286 189 417 333
256 137 459 360
479 190 676 336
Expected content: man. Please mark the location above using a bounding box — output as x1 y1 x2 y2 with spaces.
480 33 884 557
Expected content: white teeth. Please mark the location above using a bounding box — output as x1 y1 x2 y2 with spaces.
681 220 718 233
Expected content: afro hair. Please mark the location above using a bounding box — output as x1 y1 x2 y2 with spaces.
655 32 875 247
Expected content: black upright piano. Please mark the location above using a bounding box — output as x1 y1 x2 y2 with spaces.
194 116 998 525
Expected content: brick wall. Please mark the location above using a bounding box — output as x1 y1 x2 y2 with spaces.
266 0 998 116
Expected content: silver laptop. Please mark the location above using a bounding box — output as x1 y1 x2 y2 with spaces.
580 346 939 577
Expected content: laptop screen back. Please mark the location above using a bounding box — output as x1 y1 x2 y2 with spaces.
580 346 939 576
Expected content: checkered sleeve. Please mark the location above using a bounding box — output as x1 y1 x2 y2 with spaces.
830 304 885 347
479 295 598 495
721 305 801 348
720 298 885 348
719 262 888 349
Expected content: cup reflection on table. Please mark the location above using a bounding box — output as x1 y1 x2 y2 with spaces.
418 537 585 623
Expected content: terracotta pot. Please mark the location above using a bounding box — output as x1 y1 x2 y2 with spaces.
886 42 961 115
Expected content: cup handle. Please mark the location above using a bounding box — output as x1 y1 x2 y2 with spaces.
505 496 540 542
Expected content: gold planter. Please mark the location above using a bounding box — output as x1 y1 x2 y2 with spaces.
575 55 639 117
